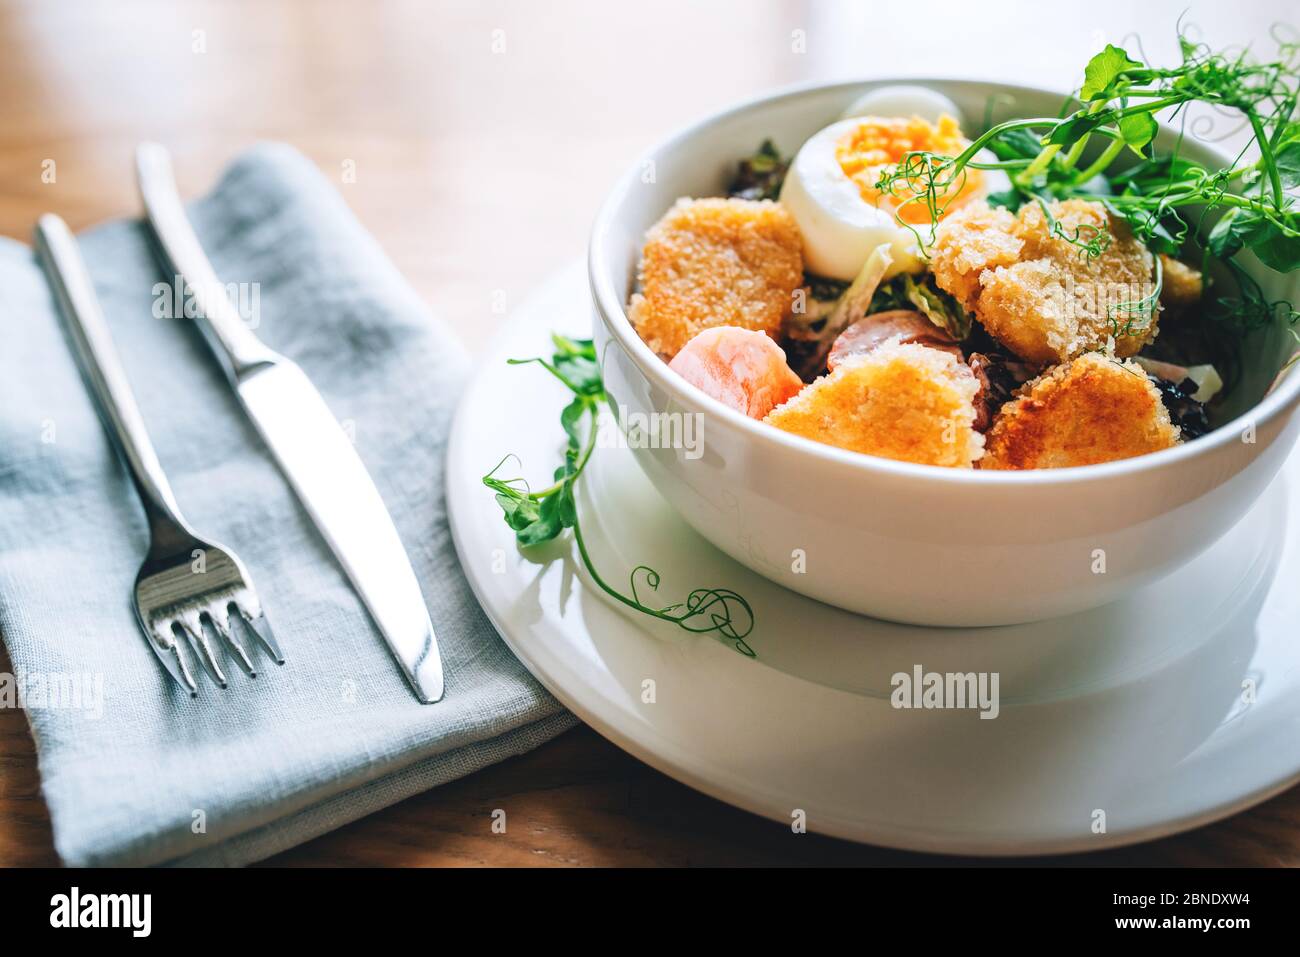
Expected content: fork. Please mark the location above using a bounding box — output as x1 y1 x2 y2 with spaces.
35 213 283 696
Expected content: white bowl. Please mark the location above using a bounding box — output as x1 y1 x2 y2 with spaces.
589 79 1300 626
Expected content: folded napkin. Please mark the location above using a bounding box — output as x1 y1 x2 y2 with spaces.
0 144 576 866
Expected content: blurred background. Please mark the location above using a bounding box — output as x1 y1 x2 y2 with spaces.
1 0 1293 355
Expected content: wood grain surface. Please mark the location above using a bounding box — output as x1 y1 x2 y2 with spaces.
1 0 1296 866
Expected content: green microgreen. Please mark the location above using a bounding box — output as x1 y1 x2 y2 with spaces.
871 27 1300 345
483 334 757 657
1109 251 1164 338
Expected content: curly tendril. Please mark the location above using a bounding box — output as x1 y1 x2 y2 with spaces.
485 336 759 660
630 566 755 655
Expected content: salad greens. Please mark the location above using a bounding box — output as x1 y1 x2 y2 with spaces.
786 264 972 379
874 29 1300 342
900 273 972 340
483 334 756 657
728 138 789 201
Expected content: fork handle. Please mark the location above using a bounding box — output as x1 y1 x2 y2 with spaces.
35 214 195 545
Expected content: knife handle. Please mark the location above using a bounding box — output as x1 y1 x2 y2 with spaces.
135 142 281 381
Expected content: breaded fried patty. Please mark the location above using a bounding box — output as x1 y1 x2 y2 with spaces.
981 352 1180 470
764 339 984 467
629 197 803 360
927 202 1022 309
932 199 1158 364
1158 254 1204 316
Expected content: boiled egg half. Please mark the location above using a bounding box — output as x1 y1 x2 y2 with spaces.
780 105 1011 281
840 85 965 125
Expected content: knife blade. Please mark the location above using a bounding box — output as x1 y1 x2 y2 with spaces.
135 142 444 703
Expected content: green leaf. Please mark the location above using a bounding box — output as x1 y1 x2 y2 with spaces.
507 348 602 399
1207 208 1260 259
984 189 1024 211
1045 110 1114 146
1273 137 1300 190
490 488 539 532
903 275 972 340
1117 111 1158 155
560 397 586 450
554 447 580 483
1206 208 1300 271
516 493 564 546
1251 224 1300 272
1105 198 1170 252
1080 44 1142 100
558 356 602 397
1110 154 1206 191
557 481 577 529
551 334 596 362
985 128 1044 162
1140 214 1184 256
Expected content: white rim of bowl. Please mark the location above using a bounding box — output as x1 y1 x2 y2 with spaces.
589 76 1300 489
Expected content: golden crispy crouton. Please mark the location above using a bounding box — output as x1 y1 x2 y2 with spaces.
981 352 1179 470
932 200 1157 364
764 339 984 467
630 197 803 359
1159 254 1203 316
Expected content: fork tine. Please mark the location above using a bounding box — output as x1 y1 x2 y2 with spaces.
177 617 227 688
148 625 198 697
204 612 256 678
204 616 254 676
239 608 285 665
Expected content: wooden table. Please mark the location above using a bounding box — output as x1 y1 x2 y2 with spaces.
1 0 1296 866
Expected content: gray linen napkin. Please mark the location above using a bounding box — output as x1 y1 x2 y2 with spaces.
0 143 576 866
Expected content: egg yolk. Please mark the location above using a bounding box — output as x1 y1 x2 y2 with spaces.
835 114 985 224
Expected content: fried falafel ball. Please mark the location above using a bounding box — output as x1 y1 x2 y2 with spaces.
629 197 804 360
764 339 984 468
931 199 1158 365
981 352 1180 470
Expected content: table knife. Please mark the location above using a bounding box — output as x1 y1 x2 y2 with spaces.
135 142 443 703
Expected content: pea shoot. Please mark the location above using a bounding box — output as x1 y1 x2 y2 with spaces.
483 334 756 657
874 28 1300 340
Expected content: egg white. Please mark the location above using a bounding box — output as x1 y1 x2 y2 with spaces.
841 85 965 127
780 115 1012 282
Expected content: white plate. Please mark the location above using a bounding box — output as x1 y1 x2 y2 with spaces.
447 262 1300 855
